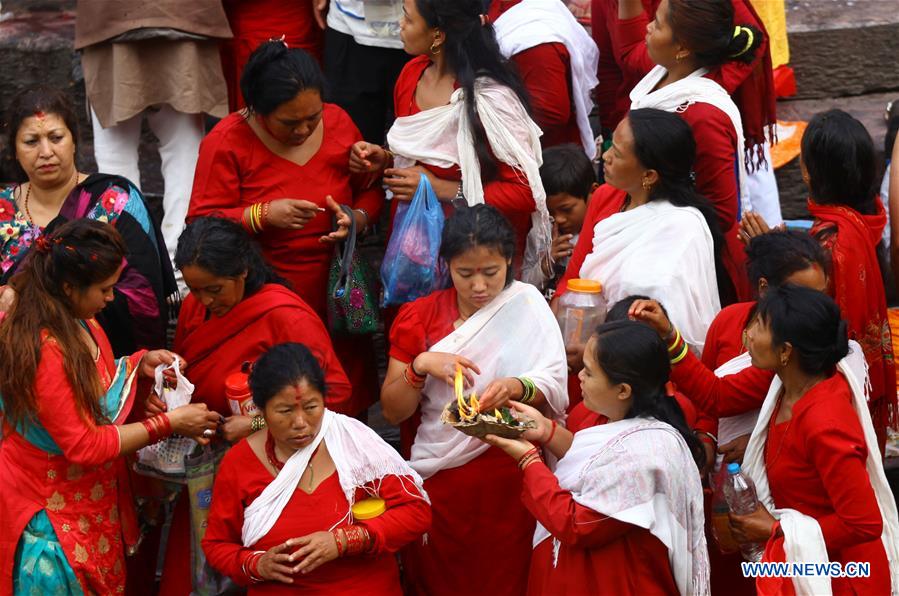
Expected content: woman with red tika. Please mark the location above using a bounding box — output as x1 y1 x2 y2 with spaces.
0 219 218 594
158 217 351 594
203 342 430 594
189 40 383 417
350 0 552 267
381 205 568 595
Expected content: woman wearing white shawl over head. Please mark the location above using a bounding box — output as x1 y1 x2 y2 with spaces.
554 109 724 361
202 343 431 594
381 205 568 595
349 0 553 267
617 0 768 303
482 320 709 595
722 285 899 595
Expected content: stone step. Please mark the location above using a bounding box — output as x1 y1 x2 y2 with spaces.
786 0 899 100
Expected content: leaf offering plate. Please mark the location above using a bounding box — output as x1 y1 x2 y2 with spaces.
440 364 536 439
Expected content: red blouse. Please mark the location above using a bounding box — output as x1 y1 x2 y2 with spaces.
188 104 384 317
392 55 537 262
763 374 890 594
202 439 431 595
488 0 582 150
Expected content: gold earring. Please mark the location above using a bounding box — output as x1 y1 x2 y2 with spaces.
641 179 651 191
675 52 686 62
429 41 441 55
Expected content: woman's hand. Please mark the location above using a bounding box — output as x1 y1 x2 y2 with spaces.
729 504 777 545
737 211 772 244
720 434 751 464
257 540 301 584
0 285 16 313
628 299 673 340
507 401 552 443
221 415 253 443
265 199 325 230
481 433 536 461
412 352 481 388
139 350 186 382
478 377 524 411
292 531 340 575
349 142 389 174
312 0 329 29
319 196 351 244
144 392 168 417
384 166 458 201
165 404 221 445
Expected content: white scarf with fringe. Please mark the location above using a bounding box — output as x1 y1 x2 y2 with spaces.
533 418 710 595
742 341 899 595
242 409 429 547
493 0 599 158
387 77 552 257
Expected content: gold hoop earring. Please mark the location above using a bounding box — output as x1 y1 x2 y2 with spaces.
641 179 651 191
429 41 441 55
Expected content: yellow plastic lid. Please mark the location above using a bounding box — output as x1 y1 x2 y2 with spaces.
352 497 386 520
567 279 602 293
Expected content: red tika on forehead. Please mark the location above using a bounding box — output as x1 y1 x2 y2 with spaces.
33 111 46 120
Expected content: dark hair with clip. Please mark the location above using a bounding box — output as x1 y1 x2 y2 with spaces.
240 40 325 116
667 0 763 67
0 218 126 428
439 204 517 287
175 217 288 296
414 0 530 182
2 85 80 183
249 342 327 410
756 284 848 376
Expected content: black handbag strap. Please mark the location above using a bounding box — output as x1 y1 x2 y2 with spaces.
334 204 357 297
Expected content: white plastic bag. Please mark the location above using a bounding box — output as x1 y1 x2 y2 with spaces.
135 360 199 480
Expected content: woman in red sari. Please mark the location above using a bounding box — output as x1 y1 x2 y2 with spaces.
0 219 218 594
159 216 351 594
189 40 382 416
727 285 898 594
381 205 568 595
483 320 709 595
203 342 430 594
350 0 551 265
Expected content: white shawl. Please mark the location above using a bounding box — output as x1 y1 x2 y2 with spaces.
533 418 710 595
714 352 760 446
742 341 899 595
409 281 568 480
493 0 599 158
630 65 749 214
242 410 429 547
387 77 552 256
578 200 720 354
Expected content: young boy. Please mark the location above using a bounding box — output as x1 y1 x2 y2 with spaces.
522 143 596 300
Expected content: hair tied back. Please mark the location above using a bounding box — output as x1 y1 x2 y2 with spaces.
269 34 288 48
34 235 52 253
729 26 755 58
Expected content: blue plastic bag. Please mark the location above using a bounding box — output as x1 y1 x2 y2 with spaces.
381 174 445 306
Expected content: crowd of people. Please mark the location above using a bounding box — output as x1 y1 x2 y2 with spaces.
0 0 898 594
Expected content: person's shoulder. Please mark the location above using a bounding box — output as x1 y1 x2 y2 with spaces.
398 55 431 82
681 102 736 134
794 374 858 429
714 301 755 328
204 112 253 145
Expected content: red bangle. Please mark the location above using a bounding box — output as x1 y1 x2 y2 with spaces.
543 420 557 444
343 525 371 556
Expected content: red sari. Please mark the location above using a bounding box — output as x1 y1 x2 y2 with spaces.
0 320 144 594
220 0 322 112
758 375 890 595
524 466 678 595
160 284 351 594
809 200 897 450
488 0 582 150
392 55 537 263
189 104 383 416
202 439 430 594
389 287 536 596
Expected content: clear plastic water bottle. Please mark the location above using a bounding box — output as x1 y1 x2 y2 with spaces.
722 462 765 562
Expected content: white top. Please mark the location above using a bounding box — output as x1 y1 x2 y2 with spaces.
327 0 404 49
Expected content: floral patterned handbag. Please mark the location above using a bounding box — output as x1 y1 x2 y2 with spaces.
327 204 380 335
